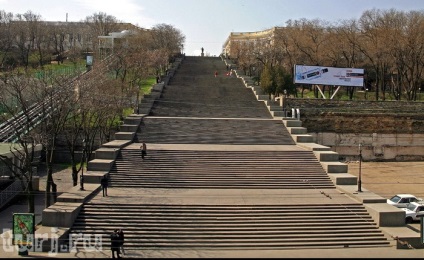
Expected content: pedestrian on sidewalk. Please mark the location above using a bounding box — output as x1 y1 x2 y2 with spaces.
101 175 108 197
118 229 125 255
140 142 147 159
110 229 121 258
214 71 218 77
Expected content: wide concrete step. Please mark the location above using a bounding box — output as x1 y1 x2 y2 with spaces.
257 94 270 100
293 134 314 143
70 239 390 250
271 111 286 117
287 127 308 134
283 120 303 127
78 205 368 213
268 106 285 111
75 218 376 224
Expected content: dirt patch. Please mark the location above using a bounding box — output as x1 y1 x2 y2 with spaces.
347 161 424 199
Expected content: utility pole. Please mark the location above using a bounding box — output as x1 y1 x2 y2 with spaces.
357 143 362 192
80 139 86 191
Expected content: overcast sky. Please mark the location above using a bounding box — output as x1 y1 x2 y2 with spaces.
1 0 424 56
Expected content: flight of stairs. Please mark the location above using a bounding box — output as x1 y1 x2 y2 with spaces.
136 117 295 145
70 203 389 249
68 56 391 250
109 149 334 189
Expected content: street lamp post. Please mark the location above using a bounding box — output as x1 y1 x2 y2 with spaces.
357 143 362 192
80 139 86 191
136 85 140 114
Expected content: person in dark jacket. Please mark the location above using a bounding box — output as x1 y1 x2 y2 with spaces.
140 142 147 159
118 229 125 255
110 229 121 258
101 175 108 197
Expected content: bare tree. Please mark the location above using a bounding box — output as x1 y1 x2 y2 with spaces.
150 23 185 65
389 10 424 100
0 10 15 69
0 74 45 213
12 15 31 69
38 78 75 207
83 12 121 52
284 18 330 66
227 8 424 101
63 56 128 187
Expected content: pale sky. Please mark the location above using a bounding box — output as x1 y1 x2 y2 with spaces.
1 0 423 56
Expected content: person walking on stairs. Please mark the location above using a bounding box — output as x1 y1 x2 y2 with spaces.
141 142 147 159
101 175 108 197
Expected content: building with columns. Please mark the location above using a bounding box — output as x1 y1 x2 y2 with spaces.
222 27 283 58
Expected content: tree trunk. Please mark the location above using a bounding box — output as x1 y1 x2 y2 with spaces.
27 180 34 213
72 165 78 186
52 181 57 204
44 148 55 208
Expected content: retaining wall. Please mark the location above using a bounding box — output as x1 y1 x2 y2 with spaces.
282 98 424 161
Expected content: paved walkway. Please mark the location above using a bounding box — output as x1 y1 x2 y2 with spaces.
1 244 424 258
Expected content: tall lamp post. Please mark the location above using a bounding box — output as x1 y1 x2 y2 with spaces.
136 85 140 114
357 143 362 192
80 139 86 191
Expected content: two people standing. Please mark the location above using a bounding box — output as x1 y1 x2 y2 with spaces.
110 229 125 258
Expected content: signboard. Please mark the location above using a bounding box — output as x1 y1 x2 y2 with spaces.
294 65 364 87
13 213 35 246
86 55 93 66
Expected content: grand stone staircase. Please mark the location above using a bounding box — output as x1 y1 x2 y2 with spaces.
67 56 391 250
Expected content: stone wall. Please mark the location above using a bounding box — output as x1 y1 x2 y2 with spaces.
282 98 424 161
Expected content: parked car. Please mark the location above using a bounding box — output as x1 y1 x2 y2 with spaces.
387 194 422 208
402 202 424 223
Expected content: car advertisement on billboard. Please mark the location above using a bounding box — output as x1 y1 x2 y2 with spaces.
294 65 364 87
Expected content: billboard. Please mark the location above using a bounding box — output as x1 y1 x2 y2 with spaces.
13 213 35 246
294 65 364 87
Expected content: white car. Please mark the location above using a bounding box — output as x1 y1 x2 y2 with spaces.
387 194 421 208
403 202 424 223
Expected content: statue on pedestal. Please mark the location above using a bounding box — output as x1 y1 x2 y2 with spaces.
201 47 204 57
